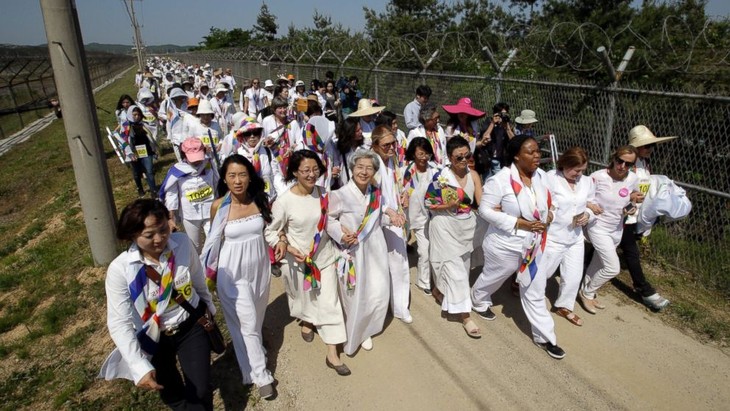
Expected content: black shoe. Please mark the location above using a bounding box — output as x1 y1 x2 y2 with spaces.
137 188 145 197
258 383 276 400
473 307 496 321
535 341 566 360
271 264 282 278
325 358 351 376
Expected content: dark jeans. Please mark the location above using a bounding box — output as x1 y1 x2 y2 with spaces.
618 223 656 297
130 156 156 192
151 322 213 411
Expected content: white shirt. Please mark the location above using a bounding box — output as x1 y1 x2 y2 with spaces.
105 233 215 384
586 168 639 240
404 98 422 131
186 120 223 149
164 163 219 221
625 157 651 225
546 169 595 245
262 115 303 151
244 87 265 117
407 125 448 166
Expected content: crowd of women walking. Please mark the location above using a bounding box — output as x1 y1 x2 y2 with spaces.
102 57 679 410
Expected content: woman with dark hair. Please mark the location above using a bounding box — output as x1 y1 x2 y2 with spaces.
101 198 215 410
535 147 595 328
442 97 486 152
330 117 365 188
115 94 135 128
372 126 412 324
262 96 302 176
126 105 158 197
401 137 438 294
264 150 349 376
579 146 641 315
471 135 564 359
323 80 339 122
425 136 482 338
199 154 276 400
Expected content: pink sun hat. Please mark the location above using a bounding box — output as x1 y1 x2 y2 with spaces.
442 97 486 118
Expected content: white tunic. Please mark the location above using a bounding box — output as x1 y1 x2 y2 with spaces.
586 169 639 243
327 181 389 355
407 125 448 166
546 169 595 245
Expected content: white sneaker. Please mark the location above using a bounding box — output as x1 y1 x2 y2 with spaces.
400 314 413 324
361 337 373 351
643 293 670 310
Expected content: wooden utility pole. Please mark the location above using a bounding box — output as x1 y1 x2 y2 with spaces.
39 0 118 265
123 0 144 71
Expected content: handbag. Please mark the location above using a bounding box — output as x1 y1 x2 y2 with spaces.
144 266 226 354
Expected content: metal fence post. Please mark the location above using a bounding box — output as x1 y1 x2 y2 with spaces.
598 46 635 162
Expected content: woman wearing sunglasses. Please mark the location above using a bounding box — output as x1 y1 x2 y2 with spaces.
425 136 482 338
579 146 641 315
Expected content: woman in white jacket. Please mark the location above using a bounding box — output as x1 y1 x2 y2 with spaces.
471 135 564 359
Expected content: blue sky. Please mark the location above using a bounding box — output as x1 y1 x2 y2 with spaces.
0 0 728 46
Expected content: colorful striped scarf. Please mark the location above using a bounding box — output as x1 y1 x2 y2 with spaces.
303 189 329 291
425 168 473 216
425 130 443 164
270 123 290 175
509 164 552 287
303 122 325 154
127 249 175 355
337 184 381 290
200 192 231 290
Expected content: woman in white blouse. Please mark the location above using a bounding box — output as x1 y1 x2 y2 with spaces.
540 147 595 330
471 135 565 359
102 199 215 409
264 150 350 376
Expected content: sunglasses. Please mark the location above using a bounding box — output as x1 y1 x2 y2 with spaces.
454 152 473 162
380 141 397 148
614 158 635 167
242 131 260 137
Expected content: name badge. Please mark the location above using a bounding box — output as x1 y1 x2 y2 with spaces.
639 182 650 195
200 135 219 145
135 145 148 158
185 185 213 202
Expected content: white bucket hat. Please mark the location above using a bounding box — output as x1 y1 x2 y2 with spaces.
515 109 538 124
263 79 274 88
628 125 677 148
349 99 385 117
214 85 228 95
196 99 214 115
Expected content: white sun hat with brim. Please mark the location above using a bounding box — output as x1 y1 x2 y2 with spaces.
168 88 188 100
349 98 385 117
214 85 228 95
515 109 538 124
196 99 214 115
628 125 677 148
263 79 274 88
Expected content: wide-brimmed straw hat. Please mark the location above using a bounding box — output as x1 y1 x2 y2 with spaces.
515 109 538 125
628 125 677 148
442 97 485 118
349 99 385 117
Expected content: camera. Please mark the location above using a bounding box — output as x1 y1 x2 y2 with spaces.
499 113 510 123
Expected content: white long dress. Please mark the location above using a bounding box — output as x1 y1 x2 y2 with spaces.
428 168 477 313
216 214 273 387
265 188 346 344
327 181 390 355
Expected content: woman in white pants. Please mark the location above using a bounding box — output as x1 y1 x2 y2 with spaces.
541 147 595 327
159 137 219 253
402 137 439 295
579 146 641 314
200 154 276 400
471 135 565 359
372 125 413 324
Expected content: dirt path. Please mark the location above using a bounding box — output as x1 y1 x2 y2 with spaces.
211 266 730 410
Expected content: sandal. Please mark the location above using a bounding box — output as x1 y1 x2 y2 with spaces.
462 319 482 339
301 323 315 343
555 307 583 326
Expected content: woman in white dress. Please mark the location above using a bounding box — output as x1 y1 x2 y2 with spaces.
265 150 350 376
406 102 448 166
401 137 439 295
471 135 565 359
327 151 390 355
425 136 482 338
371 125 412 324
199 154 276 400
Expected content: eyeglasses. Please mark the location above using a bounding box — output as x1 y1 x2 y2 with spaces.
242 131 260 137
614 158 635 167
252 81 259 85
415 152 432 159
297 168 320 176
379 141 397 148
453 152 473 162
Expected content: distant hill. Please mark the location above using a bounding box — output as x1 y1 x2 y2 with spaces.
0 43 194 58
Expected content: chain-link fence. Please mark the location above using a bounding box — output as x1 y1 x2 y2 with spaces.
177 53 730 295
0 53 134 138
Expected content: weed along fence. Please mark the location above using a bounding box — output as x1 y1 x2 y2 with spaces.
0 53 134 138
176 51 730 296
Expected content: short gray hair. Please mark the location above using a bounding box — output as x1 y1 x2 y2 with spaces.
418 102 438 124
347 150 380 173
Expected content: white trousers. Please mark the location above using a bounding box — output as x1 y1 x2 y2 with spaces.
413 226 431 290
182 218 210 254
217 272 273 387
583 230 621 298
472 233 557 344
538 240 585 311
383 226 411 319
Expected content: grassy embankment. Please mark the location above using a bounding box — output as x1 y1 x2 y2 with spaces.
0 69 727 410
